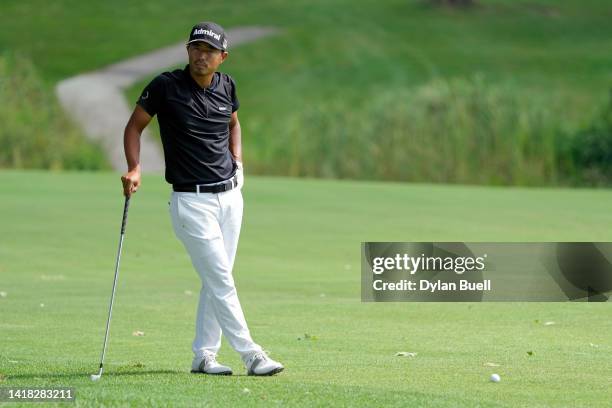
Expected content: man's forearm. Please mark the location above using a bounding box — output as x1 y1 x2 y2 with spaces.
229 120 242 163
124 126 142 171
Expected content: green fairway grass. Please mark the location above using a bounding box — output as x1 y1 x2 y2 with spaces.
0 170 610 407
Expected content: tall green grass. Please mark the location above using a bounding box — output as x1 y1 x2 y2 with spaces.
0 53 109 170
246 76 584 186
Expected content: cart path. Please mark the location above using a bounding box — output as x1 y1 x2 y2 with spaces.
56 26 278 173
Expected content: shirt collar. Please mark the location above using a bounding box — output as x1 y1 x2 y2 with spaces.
183 65 218 90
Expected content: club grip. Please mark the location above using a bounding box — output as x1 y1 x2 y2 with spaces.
120 196 130 235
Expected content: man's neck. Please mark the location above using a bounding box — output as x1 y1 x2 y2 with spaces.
189 66 214 89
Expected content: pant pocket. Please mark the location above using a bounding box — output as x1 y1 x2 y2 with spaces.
169 193 183 237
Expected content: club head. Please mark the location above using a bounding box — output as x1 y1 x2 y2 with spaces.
90 374 101 381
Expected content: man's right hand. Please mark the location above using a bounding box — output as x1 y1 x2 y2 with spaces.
121 167 141 197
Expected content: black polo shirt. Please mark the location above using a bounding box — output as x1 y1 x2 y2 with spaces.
137 65 240 185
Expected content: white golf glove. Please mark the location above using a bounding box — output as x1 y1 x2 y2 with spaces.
236 161 244 189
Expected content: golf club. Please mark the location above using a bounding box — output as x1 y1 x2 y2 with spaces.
90 195 131 381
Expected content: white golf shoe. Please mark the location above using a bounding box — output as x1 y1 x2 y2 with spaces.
245 351 284 376
191 353 232 375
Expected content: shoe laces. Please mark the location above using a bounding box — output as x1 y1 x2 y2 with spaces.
202 354 218 365
248 351 268 365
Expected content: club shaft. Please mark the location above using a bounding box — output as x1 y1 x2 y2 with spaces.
97 197 130 374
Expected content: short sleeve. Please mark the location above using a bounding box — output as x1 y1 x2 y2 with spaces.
230 77 240 112
136 75 166 116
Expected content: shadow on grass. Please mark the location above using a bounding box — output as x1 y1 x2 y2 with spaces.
6 370 269 380
6 369 185 380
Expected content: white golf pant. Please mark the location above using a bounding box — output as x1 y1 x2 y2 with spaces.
168 179 262 362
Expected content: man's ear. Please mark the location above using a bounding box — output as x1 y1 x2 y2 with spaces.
220 51 229 62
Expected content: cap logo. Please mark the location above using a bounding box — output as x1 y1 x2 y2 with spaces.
193 28 221 40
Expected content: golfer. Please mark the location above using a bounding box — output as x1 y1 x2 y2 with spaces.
120 21 284 376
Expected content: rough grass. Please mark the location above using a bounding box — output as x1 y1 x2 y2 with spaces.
2 1 612 184
0 53 109 171
0 170 610 407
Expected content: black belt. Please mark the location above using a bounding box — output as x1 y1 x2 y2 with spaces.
173 176 238 193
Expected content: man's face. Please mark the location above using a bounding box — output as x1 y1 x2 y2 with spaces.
187 42 227 76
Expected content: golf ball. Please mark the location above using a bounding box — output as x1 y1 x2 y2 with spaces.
490 373 501 383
